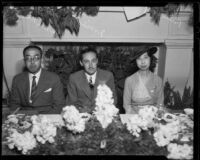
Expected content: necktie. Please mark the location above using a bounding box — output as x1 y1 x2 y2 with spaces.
31 76 37 102
89 76 94 89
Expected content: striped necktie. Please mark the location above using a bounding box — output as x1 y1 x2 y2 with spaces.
31 76 37 102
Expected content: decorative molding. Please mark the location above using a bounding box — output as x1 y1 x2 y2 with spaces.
3 38 31 47
99 7 124 12
30 37 166 43
99 6 192 13
164 39 193 49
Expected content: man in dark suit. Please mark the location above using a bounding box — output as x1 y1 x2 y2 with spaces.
9 45 65 114
66 48 117 113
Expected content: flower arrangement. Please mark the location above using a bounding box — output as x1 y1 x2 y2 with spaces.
61 105 91 134
167 143 193 159
4 114 59 154
7 129 37 154
31 115 57 144
124 105 159 137
4 114 35 154
153 113 193 159
2 102 193 158
153 120 180 147
3 111 193 158
122 105 193 159
93 84 119 129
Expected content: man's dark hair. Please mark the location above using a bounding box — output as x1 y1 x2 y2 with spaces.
23 45 43 57
79 48 98 61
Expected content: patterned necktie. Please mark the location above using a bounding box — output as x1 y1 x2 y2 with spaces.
89 76 94 89
31 76 37 102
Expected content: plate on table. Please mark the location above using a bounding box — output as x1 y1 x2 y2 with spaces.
163 113 177 122
184 108 193 115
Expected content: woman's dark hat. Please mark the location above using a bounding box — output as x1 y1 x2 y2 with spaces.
132 46 157 60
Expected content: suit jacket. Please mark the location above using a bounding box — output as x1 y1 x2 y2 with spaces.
66 68 117 113
9 69 65 114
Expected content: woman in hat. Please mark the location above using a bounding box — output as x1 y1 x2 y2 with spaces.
123 46 164 114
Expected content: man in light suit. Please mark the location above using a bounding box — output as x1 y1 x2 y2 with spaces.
66 48 117 113
9 45 65 114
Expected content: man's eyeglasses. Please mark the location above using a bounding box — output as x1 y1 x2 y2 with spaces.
82 59 98 65
24 56 41 62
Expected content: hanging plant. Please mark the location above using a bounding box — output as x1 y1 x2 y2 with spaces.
3 5 193 38
3 6 99 38
149 3 193 26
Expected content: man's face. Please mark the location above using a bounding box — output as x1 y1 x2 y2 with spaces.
80 51 98 75
24 48 42 74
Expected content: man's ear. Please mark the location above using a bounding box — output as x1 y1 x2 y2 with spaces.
80 61 83 66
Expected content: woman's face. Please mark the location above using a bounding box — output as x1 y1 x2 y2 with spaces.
136 52 150 71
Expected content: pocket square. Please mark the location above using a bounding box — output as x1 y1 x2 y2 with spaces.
44 88 52 92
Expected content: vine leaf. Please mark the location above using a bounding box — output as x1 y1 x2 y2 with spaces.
3 6 99 39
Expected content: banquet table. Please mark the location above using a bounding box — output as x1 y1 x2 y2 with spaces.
2 112 193 158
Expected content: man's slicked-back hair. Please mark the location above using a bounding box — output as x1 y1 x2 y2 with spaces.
79 47 98 61
23 45 43 57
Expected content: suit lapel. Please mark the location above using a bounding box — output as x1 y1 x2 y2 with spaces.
23 72 31 104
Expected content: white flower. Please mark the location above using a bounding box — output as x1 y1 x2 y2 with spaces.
93 84 119 129
167 143 193 159
7 129 37 154
31 115 57 144
125 115 147 137
125 105 158 137
153 120 180 147
62 105 91 134
7 115 18 124
9 6 14 9
138 105 158 127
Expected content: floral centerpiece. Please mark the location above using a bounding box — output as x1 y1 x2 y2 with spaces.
121 105 193 159
3 114 58 154
123 105 159 137
92 84 119 148
31 115 57 144
61 105 91 134
6 129 37 154
153 112 193 159
2 88 193 158
93 84 119 129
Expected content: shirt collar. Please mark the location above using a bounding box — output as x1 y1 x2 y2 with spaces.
85 71 97 82
29 68 42 79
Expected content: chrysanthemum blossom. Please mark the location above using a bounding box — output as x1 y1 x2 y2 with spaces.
125 105 158 137
93 84 119 129
153 120 180 147
31 115 57 144
167 143 193 159
7 129 37 154
62 105 91 133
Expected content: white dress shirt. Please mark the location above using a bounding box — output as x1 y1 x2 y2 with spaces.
85 72 97 85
